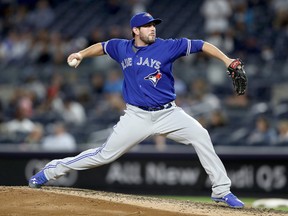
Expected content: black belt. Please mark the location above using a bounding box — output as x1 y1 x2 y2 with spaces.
137 101 174 111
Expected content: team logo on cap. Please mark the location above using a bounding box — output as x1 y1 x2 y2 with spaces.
144 13 152 18
144 70 162 87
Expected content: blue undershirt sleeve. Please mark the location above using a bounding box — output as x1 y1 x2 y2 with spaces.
190 40 204 53
102 39 122 62
101 42 106 54
169 38 204 61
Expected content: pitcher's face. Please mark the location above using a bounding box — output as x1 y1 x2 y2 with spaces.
138 22 156 45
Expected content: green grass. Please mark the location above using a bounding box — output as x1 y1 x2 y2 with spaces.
159 196 288 212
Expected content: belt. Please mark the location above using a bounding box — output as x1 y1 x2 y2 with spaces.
137 101 175 111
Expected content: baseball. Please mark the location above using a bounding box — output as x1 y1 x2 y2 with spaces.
68 58 78 67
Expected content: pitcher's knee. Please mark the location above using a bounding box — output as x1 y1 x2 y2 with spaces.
98 151 120 164
186 127 212 145
202 127 210 137
199 127 212 142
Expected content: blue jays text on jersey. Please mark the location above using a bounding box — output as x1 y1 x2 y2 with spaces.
121 57 161 70
102 38 204 107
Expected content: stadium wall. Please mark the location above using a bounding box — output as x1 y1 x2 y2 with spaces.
1 146 287 197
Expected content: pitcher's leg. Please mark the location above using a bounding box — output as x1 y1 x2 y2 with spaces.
43 108 152 181
160 108 231 197
43 145 112 180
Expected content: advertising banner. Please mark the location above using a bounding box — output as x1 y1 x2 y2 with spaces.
1 151 287 197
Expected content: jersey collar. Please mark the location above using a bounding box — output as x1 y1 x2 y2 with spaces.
131 38 159 52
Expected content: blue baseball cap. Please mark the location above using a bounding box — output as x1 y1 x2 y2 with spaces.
130 12 162 29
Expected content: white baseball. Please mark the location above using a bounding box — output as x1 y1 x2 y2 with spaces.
68 58 78 67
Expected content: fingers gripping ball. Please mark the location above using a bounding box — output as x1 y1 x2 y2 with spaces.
227 58 248 95
68 58 78 67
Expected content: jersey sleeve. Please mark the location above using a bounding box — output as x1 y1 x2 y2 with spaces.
102 39 123 62
168 38 204 62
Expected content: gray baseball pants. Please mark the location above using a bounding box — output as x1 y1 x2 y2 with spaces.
43 103 231 197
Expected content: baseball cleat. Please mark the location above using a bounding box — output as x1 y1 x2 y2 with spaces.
211 193 244 208
28 170 48 188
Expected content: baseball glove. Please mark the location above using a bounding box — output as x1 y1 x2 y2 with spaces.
227 58 247 95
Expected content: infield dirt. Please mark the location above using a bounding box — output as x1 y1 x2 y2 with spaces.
0 186 287 216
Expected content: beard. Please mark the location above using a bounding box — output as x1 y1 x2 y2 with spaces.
139 34 156 45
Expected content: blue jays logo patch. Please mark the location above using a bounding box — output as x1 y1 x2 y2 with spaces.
144 13 152 18
144 70 162 87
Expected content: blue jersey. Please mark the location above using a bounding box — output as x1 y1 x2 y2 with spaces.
102 38 204 107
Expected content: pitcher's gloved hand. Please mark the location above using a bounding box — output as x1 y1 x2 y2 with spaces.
227 58 247 95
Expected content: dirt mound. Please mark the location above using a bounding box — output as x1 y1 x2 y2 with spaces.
0 186 287 216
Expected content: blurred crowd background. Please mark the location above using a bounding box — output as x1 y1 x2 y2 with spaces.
0 0 288 151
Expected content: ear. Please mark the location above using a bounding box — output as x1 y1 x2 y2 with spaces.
132 27 140 36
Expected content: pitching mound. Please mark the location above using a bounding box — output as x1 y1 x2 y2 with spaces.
0 186 287 216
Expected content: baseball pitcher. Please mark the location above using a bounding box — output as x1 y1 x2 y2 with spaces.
29 12 247 208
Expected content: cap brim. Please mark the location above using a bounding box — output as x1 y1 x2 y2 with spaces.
138 18 162 27
152 18 162 25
